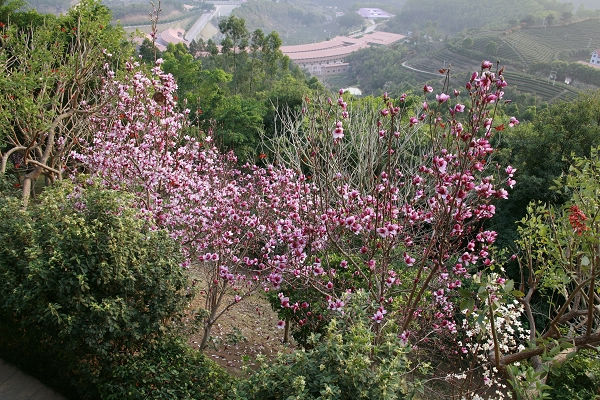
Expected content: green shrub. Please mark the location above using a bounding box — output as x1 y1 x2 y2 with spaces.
546 350 600 400
0 181 189 355
239 291 416 400
98 336 234 400
0 181 231 398
267 253 378 347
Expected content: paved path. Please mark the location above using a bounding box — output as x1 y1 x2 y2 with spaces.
185 4 241 42
401 61 441 76
0 359 65 400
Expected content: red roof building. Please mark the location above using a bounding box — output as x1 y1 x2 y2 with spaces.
281 32 405 76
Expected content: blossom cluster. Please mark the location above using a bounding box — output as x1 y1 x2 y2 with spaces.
73 58 519 363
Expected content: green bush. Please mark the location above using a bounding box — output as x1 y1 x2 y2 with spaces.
239 291 416 400
267 253 368 347
0 181 189 355
98 336 234 400
546 350 600 400
0 181 233 399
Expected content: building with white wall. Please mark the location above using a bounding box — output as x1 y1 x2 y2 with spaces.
590 49 600 65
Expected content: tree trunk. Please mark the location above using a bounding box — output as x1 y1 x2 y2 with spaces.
199 321 213 350
283 317 289 343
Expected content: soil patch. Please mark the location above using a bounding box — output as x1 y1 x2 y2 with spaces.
186 268 296 375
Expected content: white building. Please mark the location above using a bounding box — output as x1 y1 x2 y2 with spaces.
590 49 600 65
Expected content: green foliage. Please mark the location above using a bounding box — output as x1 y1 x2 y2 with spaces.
546 350 600 400
0 181 193 398
212 94 267 161
267 253 369 347
163 42 201 93
507 363 552 400
0 0 132 199
239 292 416 400
0 181 189 352
492 91 600 247
98 336 234 400
156 22 312 162
344 45 423 95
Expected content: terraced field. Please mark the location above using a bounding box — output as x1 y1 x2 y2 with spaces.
463 18 600 66
409 48 479 74
403 53 581 103
503 71 580 102
470 34 524 64
502 31 557 64
524 18 600 55
399 17 598 103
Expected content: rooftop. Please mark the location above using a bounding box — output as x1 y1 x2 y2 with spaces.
157 28 188 49
281 31 405 62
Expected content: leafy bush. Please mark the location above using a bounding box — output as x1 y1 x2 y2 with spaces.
267 253 379 347
0 181 229 398
239 291 417 400
98 336 234 400
0 181 189 355
546 350 600 400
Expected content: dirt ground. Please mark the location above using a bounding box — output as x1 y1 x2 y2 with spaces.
186 269 296 375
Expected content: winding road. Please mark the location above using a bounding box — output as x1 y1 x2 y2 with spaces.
400 61 440 76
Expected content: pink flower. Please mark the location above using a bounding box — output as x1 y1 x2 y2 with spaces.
454 104 465 113
399 330 410 344
481 60 493 69
485 94 497 103
436 93 450 103
333 121 344 139
423 85 433 93
276 320 285 329
367 259 376 270
409 116 419 126
508 116 519 127
372 306 387 323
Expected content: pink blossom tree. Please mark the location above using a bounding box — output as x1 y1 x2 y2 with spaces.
73 58 324 349
265 63 518 346
74 59 519 370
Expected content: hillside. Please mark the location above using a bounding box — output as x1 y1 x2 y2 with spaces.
383 0 575 35
232 0 403 44
452 18 600 66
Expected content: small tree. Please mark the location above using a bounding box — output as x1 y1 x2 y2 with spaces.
496 148 600 396
266 64 518 347
0 0 130 204
73 59 318 349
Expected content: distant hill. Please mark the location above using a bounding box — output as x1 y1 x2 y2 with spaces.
23 0 72 14
559 0 600 10
452 18 600 66
232 0 403 45
22 0 208 25
384 0 576 35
